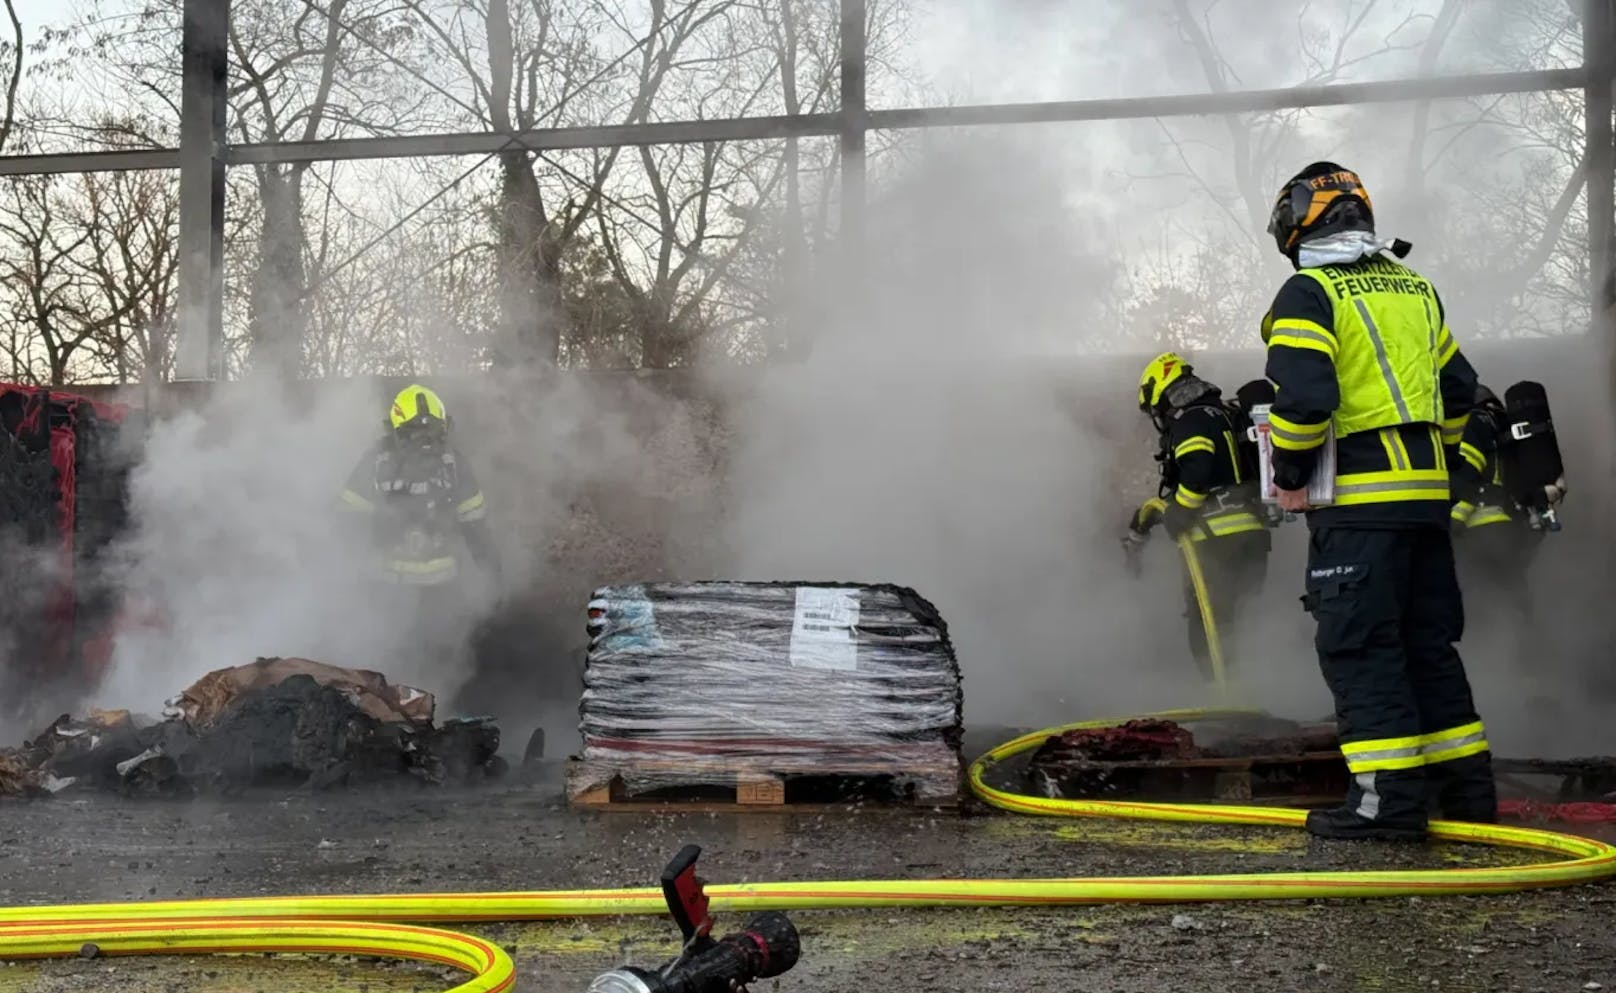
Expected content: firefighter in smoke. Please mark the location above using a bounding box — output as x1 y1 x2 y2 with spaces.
1450 382 1567 647
340 384 501 673
1123 353 1270 680
1262 161 1494 839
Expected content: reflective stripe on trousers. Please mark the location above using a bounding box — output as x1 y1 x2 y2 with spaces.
384 556 460 585
1340 721 1489 774
1188 510 1266 541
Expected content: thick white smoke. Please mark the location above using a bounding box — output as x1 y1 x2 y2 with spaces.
716 136 1329 729
93 379 409 713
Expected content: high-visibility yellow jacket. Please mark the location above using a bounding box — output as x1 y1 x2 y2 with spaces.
1263 253 1478 527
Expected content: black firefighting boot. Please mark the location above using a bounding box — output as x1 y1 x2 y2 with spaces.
1306 769 1428 842
1426 754 1498 823
1305 806 1427 841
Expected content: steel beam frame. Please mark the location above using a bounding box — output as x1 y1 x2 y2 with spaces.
0 0 1595 381
839 0 867 287
0 68 1587 178
174 0 229 381
1587 0 1615 327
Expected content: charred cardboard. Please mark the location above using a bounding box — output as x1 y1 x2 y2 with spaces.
165 657 435 727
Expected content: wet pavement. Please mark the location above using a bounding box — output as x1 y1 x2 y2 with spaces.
0 768 1612 993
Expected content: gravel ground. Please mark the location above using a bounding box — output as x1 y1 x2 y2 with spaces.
0 767 1612 993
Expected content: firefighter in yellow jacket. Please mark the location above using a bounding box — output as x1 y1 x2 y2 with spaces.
340 384 500 674
1263 162 1494 839
1124 353 1270 680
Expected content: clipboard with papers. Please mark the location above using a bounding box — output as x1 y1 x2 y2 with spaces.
1248 403 1336 506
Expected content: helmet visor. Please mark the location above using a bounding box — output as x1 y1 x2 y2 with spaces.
395 415 447 448
1268 169 1369 252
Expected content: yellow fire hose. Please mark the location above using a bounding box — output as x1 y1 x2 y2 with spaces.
1177 536 1230 699
3 711 1615 992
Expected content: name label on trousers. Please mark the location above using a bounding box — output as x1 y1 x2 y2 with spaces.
1309 563 1366 582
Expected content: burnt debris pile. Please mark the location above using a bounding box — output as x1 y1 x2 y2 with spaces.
0 657 503 798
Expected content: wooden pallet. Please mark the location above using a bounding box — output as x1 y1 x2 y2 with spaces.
1026 751 1351 804
1493 757 1616 801
565 754 963 812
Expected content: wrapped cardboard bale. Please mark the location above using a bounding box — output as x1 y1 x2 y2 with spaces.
573 582 964 806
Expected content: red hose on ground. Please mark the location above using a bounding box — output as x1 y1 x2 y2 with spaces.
1500 799 1616 825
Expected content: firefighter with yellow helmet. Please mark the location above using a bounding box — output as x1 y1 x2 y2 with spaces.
1124 352 1270 681
1262 161 1493 839
340 384 500 672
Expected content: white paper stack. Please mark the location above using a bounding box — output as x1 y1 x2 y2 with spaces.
1249 403 1336 506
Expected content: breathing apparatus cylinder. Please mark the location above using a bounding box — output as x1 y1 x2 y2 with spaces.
586 912 801 993
1499 380 1565 532
1231 380 1283 526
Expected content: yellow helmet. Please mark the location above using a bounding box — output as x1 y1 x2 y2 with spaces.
1138 352 1191 413
388 384 447 431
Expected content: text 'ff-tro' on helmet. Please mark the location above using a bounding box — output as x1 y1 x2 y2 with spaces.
1139 352 1192 414
389 383 448 432
1267 162 1375 259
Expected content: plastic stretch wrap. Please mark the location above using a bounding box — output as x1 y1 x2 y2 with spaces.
580 582 964 781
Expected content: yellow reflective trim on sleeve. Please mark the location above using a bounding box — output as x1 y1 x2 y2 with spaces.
1268 411 1327 452
1133 495 1168 532
1450 501 1474 526
1267 319 1337 359
1467 505 1512 527
1173 437 1216 459
341 489 374 510
456 491 487 522
1459 442 1485 473
1174 486 1207 510
1436 325 1460 365
1441 414 1467 447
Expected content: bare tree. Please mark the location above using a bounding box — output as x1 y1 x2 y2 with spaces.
0 0 21 154
74 169 181 384
51 0 426 378
0 174 125 384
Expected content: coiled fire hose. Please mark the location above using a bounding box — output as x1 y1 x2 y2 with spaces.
3 710 1614 993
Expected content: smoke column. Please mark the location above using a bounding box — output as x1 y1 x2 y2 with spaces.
715 137 1325 729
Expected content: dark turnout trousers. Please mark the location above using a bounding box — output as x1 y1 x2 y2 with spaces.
1183 529 1271 680
1303 526 1495 828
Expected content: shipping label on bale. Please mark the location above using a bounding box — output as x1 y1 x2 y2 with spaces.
790 587 861 671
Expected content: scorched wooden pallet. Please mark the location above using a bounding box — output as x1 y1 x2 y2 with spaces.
565 752 964 813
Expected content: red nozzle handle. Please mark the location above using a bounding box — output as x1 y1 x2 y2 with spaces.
660 844 713 945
